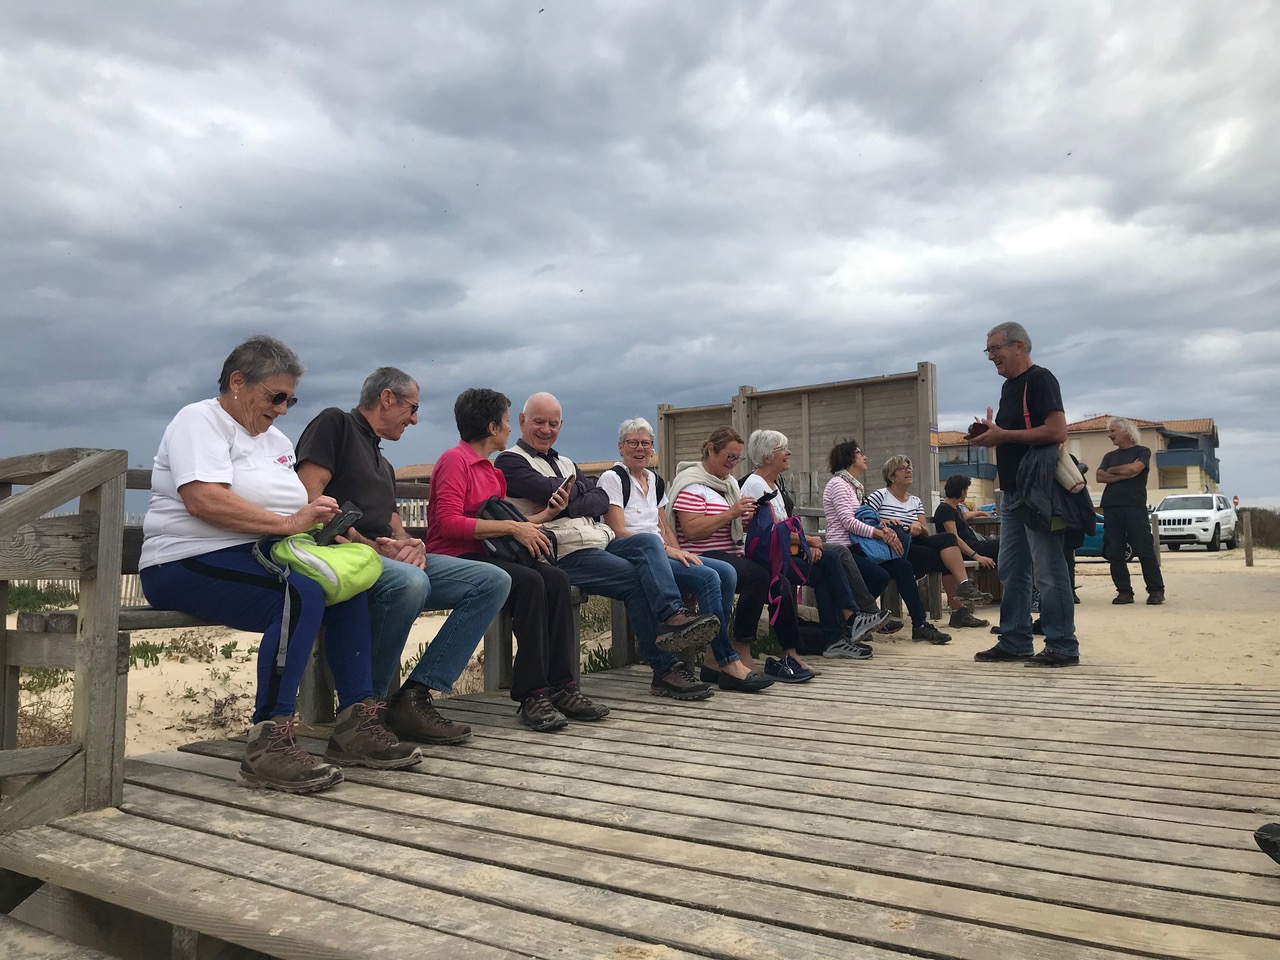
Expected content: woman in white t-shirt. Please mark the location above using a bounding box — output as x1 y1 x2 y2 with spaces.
742 430 871 680
139 336 418 793
600 418 769 694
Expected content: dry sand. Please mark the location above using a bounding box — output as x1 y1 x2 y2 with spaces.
13 548 1279 757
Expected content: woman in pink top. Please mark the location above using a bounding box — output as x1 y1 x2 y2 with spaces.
425 388 610 732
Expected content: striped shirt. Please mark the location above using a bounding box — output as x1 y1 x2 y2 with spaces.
864 487 924 527
822 475 879 542
672 484 740 556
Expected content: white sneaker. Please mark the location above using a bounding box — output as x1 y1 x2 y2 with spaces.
846 609 890 642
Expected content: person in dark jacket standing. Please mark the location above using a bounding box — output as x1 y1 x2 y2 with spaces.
1096 417 1165 606
968 322 1080 667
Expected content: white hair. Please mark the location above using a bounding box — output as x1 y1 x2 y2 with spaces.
618 417 654 442
747 429 789 467
1108 417 1141 445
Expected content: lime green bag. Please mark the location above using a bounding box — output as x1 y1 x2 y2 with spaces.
266 533 381 604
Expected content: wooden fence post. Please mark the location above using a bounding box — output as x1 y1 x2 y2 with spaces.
1243 510 1254 567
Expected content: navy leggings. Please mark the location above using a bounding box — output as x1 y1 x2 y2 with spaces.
140 543 375 722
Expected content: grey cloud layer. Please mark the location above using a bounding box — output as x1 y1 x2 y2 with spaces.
2 1 1276 495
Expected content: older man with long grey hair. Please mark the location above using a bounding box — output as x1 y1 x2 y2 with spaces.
968 322 1080 667
1096 416 1165 605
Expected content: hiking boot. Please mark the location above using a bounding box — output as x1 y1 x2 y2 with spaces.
911 622 952 645
974 644 1032 663
549 682 611 720
1146 590 1165 605
876 616 905 635
655 609 719 652
386 682 472 745
1255 823 1280 866
651 662 715 701
518 691 569 731
948 607 989 629
1112 591 1135 605
823 636 874 659
846 609 890 642
956 579 992 603
1025 649 1080 668
324 698 422 769
240 716 343 794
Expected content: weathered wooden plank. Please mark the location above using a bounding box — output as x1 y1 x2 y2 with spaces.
75 473 127 813
0 744 80 778
0 449 102 485
0 515 95 579
0 914 125 960
0 752 87 831
107 779 1251 960
10 884 182 960
0 823 524 960
128 753 1280 944
0 867 44 912
69 803 713 960
0 449 127 541
5 630 77 669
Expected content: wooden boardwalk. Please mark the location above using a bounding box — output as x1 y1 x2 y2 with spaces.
3 656 1280 959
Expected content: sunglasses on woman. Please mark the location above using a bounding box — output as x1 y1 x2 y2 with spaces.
261 387 299 408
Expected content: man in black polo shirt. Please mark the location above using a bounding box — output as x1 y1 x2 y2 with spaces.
968 322 1080 667
296 367 511 744
1097 417 1164 605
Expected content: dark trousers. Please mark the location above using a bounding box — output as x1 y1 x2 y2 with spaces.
824 542 881 614
703 551 799 649
465 554 577 702
907 531 960 577
141 543 374 723
850 552 928 628
1103 506 1163 594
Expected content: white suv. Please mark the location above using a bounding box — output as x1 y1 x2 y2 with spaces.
1154 494 1238 552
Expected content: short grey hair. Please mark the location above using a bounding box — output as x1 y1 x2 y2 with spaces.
359 367 418 409
882 454 913 485
217 335 304 393
747 429 789 467
1108 417 1141 445
618 417 655 442
987 321 1032 353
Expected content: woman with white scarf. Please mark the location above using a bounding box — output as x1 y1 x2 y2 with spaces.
668 427 788 690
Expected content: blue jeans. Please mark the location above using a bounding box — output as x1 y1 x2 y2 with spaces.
558 534 684 674
366 553 511 696
671 555 738 667
997 505 1078 657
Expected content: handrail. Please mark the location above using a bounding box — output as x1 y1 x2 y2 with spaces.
0 450 128 540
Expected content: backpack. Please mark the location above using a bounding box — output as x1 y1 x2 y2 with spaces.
476 497 558 566
744 489 812 623
609 465 665 508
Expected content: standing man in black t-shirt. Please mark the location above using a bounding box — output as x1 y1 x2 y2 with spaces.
968 322 1080 667
1096 417 1164 605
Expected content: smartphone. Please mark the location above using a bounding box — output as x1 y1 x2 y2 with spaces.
965 421 989 441
313 501 363 545
552 475 574 497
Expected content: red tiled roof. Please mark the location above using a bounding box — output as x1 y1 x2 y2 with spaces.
1162 418 1216 435
937 430 968 446
1066 414 1163 432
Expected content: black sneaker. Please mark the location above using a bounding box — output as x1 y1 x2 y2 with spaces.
1032 618 1045 636
1255 823 1280 866
518 691 568 732
974 644 1032 662
876 616 905 635
1025 649 1080 668
548 683 611 721
1113 592 1135 605
911 622 951 645
651 662 715 701
655 609 719 652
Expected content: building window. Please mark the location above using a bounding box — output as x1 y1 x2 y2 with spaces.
1158 466 1187 489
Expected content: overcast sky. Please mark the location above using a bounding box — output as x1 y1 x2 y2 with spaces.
3 1 1277 505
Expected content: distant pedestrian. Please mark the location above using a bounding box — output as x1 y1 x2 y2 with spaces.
968 322 1080 667
1096 417 1165 605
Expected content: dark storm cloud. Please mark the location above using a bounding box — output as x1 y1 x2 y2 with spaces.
2 1 1277 500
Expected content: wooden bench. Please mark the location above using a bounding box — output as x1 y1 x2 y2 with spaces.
14 470 609 725
0 913 127 959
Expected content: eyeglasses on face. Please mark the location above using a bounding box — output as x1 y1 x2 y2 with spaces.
623 438 654 449
983 341 1016 357
261 387 299 408
530 416 562 429
725 453 745 465
395 395 420 415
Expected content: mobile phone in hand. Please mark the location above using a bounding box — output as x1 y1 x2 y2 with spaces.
965 421 989 441
314 502 363 545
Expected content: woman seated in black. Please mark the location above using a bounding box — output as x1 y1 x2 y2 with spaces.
934 475 1000 566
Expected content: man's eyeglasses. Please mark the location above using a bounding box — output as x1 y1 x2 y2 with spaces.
395 395 420 416
983 341 1015 357
623 439 654 449
262 388 299 408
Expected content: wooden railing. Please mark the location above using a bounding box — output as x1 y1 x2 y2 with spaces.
0 448 128 833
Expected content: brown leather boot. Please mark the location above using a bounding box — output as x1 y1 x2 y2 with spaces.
386 683 472 745
239 716 342 794
324 698 421 769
